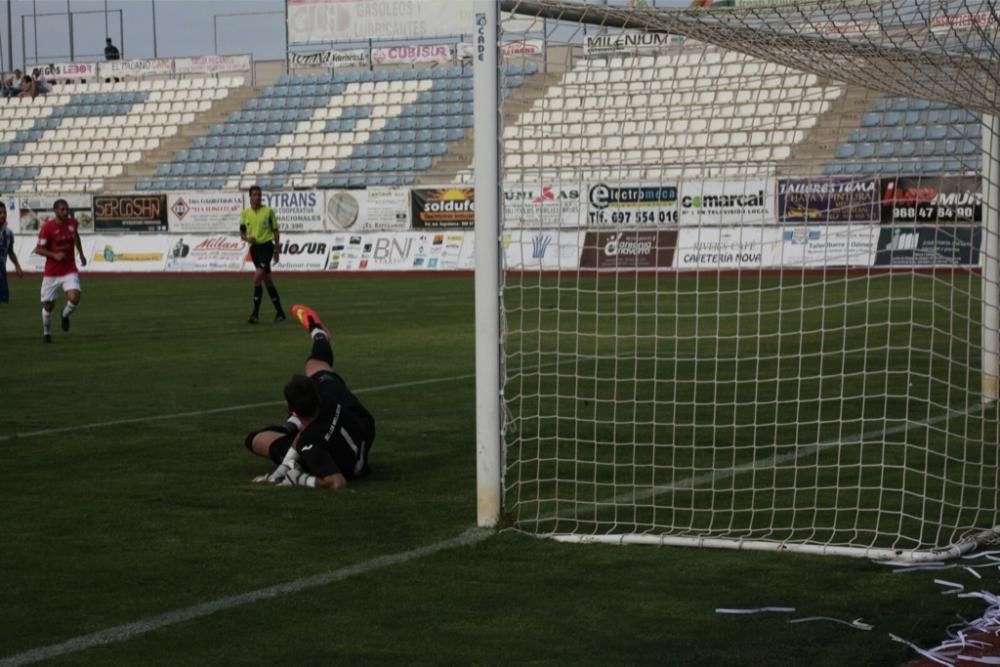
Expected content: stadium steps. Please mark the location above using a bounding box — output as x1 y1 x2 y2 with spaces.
415 69 563 185
779 83 883 176
104 84 259 191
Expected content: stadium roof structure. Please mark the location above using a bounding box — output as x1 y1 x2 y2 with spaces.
501 0 1000 113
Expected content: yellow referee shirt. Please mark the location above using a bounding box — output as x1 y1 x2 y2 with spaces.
240 206 278 244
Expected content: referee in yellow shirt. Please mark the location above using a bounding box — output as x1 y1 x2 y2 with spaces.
240 185 287 324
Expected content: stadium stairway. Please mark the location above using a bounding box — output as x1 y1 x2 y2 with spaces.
780 83 883 176
105 85 259 191
433 69 563 185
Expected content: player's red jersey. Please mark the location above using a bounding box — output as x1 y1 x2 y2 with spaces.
36 217 80 277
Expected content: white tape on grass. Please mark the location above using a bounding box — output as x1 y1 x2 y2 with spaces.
0 528 491 667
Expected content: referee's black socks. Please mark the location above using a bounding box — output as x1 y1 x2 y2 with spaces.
252 286 262 316
267 284 284 316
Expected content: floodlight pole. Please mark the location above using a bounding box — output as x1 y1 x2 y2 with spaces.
473 0 502 527
983 113 1000 402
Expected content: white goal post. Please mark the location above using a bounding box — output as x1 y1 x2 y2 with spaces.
475 0 1000 560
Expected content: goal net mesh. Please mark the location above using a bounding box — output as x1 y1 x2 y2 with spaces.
495 0 1000 557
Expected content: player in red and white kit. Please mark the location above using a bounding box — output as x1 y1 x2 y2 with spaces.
35 199 87 343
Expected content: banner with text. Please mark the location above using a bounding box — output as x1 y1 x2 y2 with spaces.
289 48 369 69
99 58 173 79
274 234 333 271
371 44 453 65
585 182 679 226
674 227 783 269
364 186 411 231
167 192 244 233
17 195 94 233
777 177 880 223
678 177 776 226
411 187 475 229
580 230 678 269
247 190 326 232
458 39 545 58
39 61 97 81
880 175 982 224
779 225 880 267
584 31 670 56
504 184 584 228
88 235 170 272
94 195 168 232
328 231 469 271
504 230 584 270
874 226 982 266
173 55 251 75
287 0 474 44
164 235 248 272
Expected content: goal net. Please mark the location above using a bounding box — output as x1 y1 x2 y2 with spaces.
482 0 1000 560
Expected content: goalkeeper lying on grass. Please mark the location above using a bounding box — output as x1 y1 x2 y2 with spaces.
244 304 375 489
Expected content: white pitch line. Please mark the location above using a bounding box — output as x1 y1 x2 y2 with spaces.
0 528 492 667
0 371 477 443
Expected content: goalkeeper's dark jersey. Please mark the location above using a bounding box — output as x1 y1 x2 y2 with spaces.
296 370 375 478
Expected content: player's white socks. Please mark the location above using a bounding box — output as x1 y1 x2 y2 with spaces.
310 329 327 340
41 309 51 335
285 414 302 432
62 302 77 318
283 466 318 488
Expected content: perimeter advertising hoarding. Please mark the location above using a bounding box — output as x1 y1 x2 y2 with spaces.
779 225 880 267
94 195 167 232
777 177 880 224
504 230 584 270
880 175 982 224
17 195 94 233
246 190 326 232
411 187 475 229
87 235 170 272
874 227 982 266
327 232 469 271
287 0 474 44
504 184 583 228
585 183 679 226
163 235 247 272
274 234 333 271
674 227 784 269
14 235 96 273
677 177 776 226
167 192 244 233
364 187 411 231
580 230 677 269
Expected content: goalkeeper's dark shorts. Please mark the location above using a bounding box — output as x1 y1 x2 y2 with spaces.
249 241 274 272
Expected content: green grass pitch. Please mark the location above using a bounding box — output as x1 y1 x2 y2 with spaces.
0 272 997 665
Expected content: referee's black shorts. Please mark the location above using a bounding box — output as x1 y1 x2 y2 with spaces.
250 241 275 272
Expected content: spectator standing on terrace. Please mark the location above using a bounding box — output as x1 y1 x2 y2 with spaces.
0 202 25 304
245 304 375 489
104 38 120 60
35 199 87 343
240 185 287 324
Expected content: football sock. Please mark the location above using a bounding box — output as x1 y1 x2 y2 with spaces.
310 336 334 366
252 286 262 316
42 309 51 335
267 285 284 314
61 301 77 319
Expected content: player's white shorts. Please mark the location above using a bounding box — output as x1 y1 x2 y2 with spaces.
40 273 82 303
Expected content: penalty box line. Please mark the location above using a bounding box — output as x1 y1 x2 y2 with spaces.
0 372 478 444
0 528 492 667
